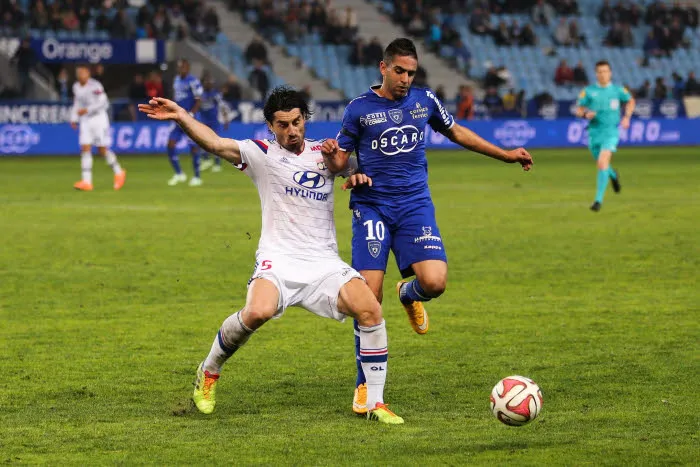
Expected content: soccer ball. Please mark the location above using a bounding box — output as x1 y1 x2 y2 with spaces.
490 375 543 426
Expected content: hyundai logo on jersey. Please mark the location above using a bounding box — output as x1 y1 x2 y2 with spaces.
293 171 326 189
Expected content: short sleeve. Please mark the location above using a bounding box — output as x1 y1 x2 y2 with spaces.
235 139 269 179
336 103 361 153
619 86 631 103
191 78 203 98
577 88 591 107
426 88 455 134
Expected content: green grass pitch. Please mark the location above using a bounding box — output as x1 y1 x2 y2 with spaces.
0 147 698 465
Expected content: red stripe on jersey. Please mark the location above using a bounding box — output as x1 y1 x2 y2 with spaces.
252 139 268 153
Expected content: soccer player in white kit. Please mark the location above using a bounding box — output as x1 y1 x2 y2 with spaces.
70 64 126 191
138 87 404 424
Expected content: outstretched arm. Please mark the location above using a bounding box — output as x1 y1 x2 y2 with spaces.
620 97 635 129
321 138 351 174
138 97 242 164
444 122 533 171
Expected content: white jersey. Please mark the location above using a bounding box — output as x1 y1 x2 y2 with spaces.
237 138 345 260
70 78 110 123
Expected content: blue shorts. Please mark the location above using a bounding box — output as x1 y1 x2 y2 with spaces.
169 124 197 148
350 198 447 278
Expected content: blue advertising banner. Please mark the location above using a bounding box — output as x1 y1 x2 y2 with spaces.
0 99 689 124
30 38 165 64
1 119 697 156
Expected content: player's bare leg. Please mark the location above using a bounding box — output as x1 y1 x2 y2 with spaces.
339 278 403 424
167 139 187 185
74 144 94 191
397 260 447 334
97 146 126 190
194 279 279 414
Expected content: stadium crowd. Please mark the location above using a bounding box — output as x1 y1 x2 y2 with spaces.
0 0 221 42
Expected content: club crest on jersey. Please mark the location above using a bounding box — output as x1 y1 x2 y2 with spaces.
368 241 382 258
293 171 326 189
422 226 432 237
353 209 361 219
389 109 403 124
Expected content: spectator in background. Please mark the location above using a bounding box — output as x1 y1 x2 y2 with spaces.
671 72 685 99
653 77 668 99
604 22 624 47
30 0 50 29
483 87 504 116
484 65 504 88
364 37 384 67
427 20 442 50
414 64 428 87
111 8 136 39
668 18 686 49
393 1 412 28
599 0 615 25
92 64 105 81
636 80 651 98
643 31 663 60
502 88 516 112
685 72 700 96
62 7 81 31
222 75 242 102
168 4 189 37
493 21 512 46
554 59 574 85
151 6 172 39
508 20 521 43
554 18 572 46
49 2 63 30
519 24 537 46
245 35 269 65
620 23 634 47
456 85 474 120
11 38 36 98
555 0 579 16
454 39 472 76
532 0 555 27
343 7 358 38
515 90 527 117
407 13 425 37
469 8 492 36
128 73 148 121
202 7 221 42
249 59 270 98
145 70 164 98
350 37 366 66
569 19 585 47
55 67 70 101
573 61 588 86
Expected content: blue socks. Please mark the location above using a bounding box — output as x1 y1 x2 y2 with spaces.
399 279 431 305
608 166 617 181
167 145 182 174
353 320 366 387
192 147 200 178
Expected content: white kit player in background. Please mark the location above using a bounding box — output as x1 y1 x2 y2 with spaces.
70 64 126 192
138 87 405 424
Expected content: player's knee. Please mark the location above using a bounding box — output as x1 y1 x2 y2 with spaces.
241 305 275 330
597 160 608 170
420 276 446 298
354 300 383 327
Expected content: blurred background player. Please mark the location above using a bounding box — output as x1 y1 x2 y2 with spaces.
321 38 532 415
198 73 232 173
576 60 636 212
166 59 204 187
70 64 125 192
138 88 404 424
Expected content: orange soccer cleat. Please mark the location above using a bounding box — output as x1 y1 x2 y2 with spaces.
73 180 93 191
114 170 127 190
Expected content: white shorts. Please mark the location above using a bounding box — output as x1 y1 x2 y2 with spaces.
249 251 364 322
79 116 111 147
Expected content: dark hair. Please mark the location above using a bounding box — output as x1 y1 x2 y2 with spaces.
595 60 611 69
383 38 418 64
76 63 90 69
263 86 312 123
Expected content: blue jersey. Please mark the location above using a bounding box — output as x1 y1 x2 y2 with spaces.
199 88 227 126
173 74 203 112
337 86 455 205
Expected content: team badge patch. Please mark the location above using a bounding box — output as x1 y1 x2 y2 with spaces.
368 241 381 258
389 109 403 124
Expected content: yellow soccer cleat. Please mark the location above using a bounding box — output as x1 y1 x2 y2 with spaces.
397 281 429 334
193 362 219 414
367 403 404 424
352 383 368 415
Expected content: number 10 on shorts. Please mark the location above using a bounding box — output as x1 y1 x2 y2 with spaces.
364 220 385 241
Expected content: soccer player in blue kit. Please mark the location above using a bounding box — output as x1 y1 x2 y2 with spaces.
166 59 204 187
198 74 231 173
321 38 534 415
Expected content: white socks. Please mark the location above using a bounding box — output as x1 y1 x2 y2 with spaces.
358 320 388 410
202 311 254 374
81 151 93 183
104 150 122 175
